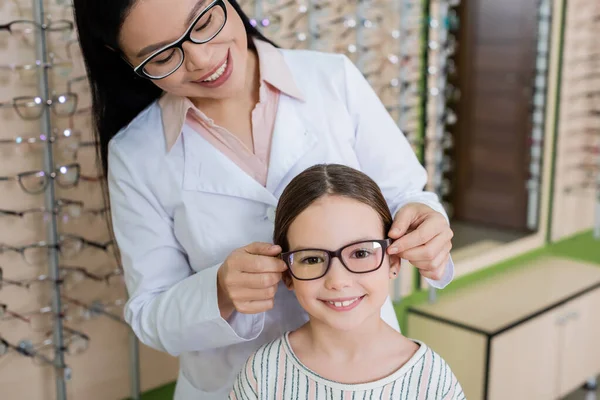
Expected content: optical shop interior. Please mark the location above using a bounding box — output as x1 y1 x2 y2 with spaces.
0 0 599 398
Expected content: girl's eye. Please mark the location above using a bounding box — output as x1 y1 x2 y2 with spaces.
351 249 373 259
300 256 325 265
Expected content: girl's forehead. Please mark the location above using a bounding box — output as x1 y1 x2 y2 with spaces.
287 197 384 249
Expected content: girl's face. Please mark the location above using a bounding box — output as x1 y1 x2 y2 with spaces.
119 0 249 100
285 195 400 332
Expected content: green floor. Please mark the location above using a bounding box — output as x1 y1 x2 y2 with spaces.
135 231 600 400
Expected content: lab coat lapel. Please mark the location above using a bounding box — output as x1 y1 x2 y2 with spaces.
266 94 318 194
181 125 278 207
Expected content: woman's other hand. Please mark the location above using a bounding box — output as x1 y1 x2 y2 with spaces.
386 203 453 281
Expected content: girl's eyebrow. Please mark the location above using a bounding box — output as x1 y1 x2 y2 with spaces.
289 237 378 252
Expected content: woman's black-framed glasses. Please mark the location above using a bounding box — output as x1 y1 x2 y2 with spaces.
133 0 227 80
280 239 392 281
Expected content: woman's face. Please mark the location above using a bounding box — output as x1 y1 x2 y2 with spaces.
284 195 400 332
119 0 249 100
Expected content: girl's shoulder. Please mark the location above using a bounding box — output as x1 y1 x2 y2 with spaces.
397 341 464 399
244 334 287 370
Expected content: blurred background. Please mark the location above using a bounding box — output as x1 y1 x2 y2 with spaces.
0 0 598 399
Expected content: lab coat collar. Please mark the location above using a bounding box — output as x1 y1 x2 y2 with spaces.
160 39 304 153
181 94 318 205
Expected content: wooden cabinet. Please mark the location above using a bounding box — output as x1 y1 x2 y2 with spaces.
407 257 600 400
557 289 600 397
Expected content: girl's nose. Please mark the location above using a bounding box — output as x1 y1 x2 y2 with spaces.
323 258 353 291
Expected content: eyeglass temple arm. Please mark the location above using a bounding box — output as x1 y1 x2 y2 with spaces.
60 266 104 282
80 174 104 182
62 294 126 324
0 209 23 216
0 304 31 323
0 275 29 288
80 238 109 249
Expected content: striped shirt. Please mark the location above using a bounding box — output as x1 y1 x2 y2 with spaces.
229 332 465 400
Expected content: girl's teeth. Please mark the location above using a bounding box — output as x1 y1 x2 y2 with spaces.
327 297 359 308
202 60 227 82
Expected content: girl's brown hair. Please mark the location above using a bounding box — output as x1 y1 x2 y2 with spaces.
273 164 393 251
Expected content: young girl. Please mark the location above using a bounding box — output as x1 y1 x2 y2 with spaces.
230 164 464 399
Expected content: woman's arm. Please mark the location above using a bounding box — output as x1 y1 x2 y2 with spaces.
108 140 265 355
341 55 454 289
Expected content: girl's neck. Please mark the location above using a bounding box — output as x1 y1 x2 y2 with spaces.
289 314 418 385
301 314 396 362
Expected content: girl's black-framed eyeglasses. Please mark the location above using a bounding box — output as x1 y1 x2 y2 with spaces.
280 239 393 281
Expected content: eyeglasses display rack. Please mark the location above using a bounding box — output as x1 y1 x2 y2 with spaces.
0 0 141 399
550 0 600 242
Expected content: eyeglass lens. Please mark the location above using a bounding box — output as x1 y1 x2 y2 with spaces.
16 164 80 194
286 240 386 280
12 94 77 121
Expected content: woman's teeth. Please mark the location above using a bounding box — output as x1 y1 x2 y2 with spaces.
202 60 227 82
327 297 360 308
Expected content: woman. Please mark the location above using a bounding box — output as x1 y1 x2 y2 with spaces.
72 0 455 398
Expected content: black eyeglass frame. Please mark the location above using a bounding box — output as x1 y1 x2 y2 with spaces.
132 0 228 80
280 238 392 281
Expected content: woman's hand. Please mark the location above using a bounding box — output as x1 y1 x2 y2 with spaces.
386 203 453 281
217 242 287 319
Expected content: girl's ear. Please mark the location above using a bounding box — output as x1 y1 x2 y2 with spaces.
389 254 401 280
282 272 294 290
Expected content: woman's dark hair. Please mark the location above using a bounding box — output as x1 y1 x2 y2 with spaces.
72 0 278 176
273 164 393 252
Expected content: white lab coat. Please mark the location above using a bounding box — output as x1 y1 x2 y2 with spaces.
108 49 454 400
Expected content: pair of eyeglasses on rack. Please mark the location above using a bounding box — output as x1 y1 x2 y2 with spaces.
0 297 124 332
429 83 461 103
580 144 600 155
0 163 102 195
0 19 73 34
0 93 78 120
410 133 454 150
0 234 115 265
564 180 599 194
0 60 73 85
0 19 73 48
251 0 309 32
428 36 458 57
10 0 76 21
62 295 126 324
0 199 109 227
0 129 95 160
29 326 90 360
66 75 89 94
0 335 70 377
0 265 123 290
